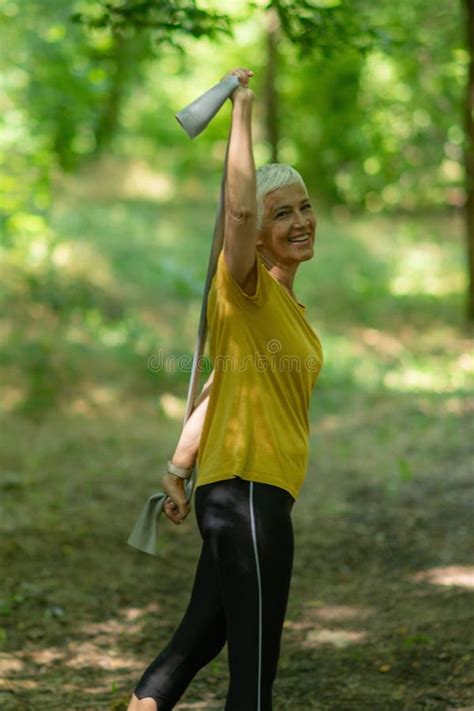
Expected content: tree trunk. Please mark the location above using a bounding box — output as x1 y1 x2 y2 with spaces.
93 30 130 155
464 0 474 322
264 8 281 163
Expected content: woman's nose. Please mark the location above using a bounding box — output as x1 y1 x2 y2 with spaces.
293 210 307 226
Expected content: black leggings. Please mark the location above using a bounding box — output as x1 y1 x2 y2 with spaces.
133 476 295 710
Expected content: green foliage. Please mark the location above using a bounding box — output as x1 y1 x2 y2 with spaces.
72 0 233 47
0 0 469 416
1 185 468 417
273 0 466 210
0 0 466 208
269 0 396 58
0 1 155 171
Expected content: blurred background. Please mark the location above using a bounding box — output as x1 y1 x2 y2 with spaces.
1 1 473 709
0 0 472 416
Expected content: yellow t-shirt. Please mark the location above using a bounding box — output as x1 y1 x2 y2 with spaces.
195 249 324 501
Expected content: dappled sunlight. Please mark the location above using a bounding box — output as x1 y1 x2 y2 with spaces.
57 640 141 670
0 677 40 690
10 641 139 673
383 361 471 393
160 392 187 420
121 160 175 202
67 382 163 420
1 676 128 695
120 603 161 619
343 214 465 292
80 617 142 640
316 412 343 434
60 680 123 695
0 604 164 691
302 602 375 622
0 655 24 674
0 384 24 414
312 325 472 394
78 602 161 641
358 327 405 359
51 239 116 288
285 602 373 649
389 243 465 297
304 628 369 648
57 156 176 202
319 333 385 389
410 565 474 589
69 383 134 418
436 396 474 415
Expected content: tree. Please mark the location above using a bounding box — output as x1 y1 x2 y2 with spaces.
463 0 474 321
92 29 149 156
264 7 281 163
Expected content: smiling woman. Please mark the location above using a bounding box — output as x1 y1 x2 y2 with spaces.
128 66 324 711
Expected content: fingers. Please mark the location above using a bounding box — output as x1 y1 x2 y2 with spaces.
162 474 191 524
164 497 180 524
164 496 191 525
229 67 255 86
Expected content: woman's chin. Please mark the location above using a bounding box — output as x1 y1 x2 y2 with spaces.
296 245 315 262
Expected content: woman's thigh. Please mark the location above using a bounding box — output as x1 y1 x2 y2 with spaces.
195 477 294 710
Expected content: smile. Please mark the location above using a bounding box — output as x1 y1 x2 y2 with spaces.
288 234 311 244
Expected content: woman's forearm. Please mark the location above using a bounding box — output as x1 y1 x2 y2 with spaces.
226 95 257 216
169 371 214 470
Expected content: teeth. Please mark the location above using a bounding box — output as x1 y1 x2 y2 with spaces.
289 235 309 243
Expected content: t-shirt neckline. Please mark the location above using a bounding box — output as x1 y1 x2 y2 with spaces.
260 256 306 309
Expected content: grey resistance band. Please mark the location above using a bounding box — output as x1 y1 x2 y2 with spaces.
127 75 239 555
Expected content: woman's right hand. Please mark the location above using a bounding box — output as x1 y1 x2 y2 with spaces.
222 67 255 104
162 472 191 525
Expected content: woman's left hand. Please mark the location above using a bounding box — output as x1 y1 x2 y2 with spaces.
162 472 191 525
222 67 255 104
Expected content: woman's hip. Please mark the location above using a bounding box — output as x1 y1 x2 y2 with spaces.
194 475 294 541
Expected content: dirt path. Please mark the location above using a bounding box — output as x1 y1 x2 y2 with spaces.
0 386 473 710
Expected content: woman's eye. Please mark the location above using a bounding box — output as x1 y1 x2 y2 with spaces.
276 205 311 218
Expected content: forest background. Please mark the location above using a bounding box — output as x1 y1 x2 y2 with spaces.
0 1 473 709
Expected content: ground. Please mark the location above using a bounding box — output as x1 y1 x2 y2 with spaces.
0 383 472 710
0 197 473 709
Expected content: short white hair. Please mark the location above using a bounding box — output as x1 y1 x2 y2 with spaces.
256 163 306 231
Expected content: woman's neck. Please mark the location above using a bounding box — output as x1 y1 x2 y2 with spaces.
257 249 298 301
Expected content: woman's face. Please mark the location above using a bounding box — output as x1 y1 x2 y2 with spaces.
256 182 316 265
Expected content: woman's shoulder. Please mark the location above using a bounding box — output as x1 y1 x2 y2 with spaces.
212 249 270 309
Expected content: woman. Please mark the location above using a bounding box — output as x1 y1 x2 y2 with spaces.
128 66 323 711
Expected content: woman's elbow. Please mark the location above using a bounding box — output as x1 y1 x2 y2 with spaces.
227 206 256 223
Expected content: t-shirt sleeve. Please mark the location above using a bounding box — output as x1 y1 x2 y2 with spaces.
211 248 269 310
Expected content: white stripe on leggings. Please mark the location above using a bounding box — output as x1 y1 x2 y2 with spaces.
249 481 262 711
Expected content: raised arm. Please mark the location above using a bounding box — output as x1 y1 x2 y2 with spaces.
223 67 258 294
